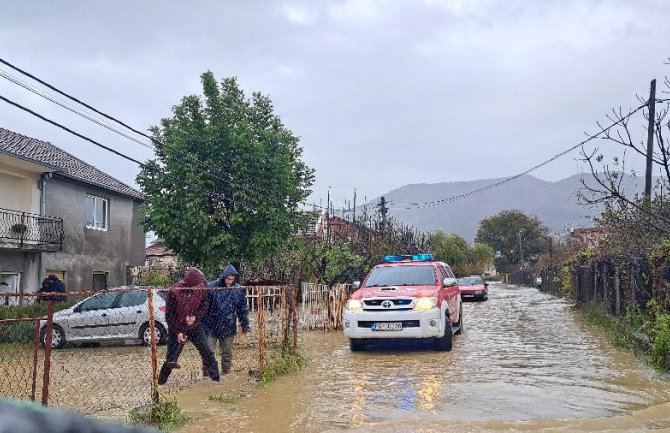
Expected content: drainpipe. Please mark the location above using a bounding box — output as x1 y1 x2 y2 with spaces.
37 173 52 291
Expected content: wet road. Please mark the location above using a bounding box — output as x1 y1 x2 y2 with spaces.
180 282 670 432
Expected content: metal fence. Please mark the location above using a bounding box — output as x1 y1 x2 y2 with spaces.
299 282 350 330
0 285 298 416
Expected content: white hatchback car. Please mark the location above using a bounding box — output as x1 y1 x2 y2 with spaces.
40 288 168 349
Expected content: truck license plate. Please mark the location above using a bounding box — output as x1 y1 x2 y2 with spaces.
372 322 402 331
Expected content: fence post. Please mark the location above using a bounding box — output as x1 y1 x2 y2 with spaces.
31 319 40 401
41 299 54 406
147 287 159 404
257 287 265 369
292 286 298 352
280 286 288 348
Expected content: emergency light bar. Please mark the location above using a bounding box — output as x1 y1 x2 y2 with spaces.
383 254 433 262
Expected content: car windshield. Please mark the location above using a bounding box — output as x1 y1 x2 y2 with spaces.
364 265 436 287
458 277 485 286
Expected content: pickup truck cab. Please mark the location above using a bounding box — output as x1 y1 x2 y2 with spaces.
343 254 462 352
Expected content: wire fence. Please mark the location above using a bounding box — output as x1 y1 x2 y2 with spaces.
299 282 350 330
0 285 299 416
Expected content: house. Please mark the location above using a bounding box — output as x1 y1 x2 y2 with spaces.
570 227 607 250
0 128 146 300
144 238 177 268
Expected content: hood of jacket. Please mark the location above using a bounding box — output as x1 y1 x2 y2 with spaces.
220 264 238 280
182 267 205 287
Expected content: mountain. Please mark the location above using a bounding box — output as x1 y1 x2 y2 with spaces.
378 173 647 242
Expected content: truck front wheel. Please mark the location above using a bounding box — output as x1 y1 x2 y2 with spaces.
434 318 453 351
350 338 365 352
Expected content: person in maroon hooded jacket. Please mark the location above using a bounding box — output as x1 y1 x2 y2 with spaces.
158 267 220 385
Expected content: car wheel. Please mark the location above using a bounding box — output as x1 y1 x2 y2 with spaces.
140 322 166 346
41 324 66 349
349 338 365 352
434 317 453 351
454 304 463 335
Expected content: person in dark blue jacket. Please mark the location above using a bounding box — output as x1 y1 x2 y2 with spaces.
203 264 250 374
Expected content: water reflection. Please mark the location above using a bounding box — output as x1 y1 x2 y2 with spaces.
181 283 670 432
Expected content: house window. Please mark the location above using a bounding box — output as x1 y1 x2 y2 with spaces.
93 272 108 291
86 195 108 230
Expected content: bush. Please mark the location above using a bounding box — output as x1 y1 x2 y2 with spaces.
0 301 77 344
649 313 670 370
128 397 189 431
259 349 307 385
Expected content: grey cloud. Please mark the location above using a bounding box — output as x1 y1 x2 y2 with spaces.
1 0 669 208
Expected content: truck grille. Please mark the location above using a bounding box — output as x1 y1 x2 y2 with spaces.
362 298 413 310
357 320 420 328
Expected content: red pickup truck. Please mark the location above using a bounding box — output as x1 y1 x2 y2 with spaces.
343 254 463 352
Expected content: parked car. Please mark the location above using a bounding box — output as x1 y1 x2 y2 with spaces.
40 287 168 349
458 276 488 301
343 254 463 352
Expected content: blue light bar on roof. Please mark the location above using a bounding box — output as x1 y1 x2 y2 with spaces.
411 254 433 261
383 254 433 262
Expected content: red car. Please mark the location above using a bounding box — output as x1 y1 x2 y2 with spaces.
458 276 489 301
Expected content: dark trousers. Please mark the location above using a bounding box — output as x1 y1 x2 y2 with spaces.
158 327 219 384
205 336 235 374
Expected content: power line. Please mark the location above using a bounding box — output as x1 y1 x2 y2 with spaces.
0 57 288 204
0 94 146 167
389 101 654 210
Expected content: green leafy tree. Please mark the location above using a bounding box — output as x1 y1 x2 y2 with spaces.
427 231 494 276
475 209 549 269
427 232 470 269
137 72 314 272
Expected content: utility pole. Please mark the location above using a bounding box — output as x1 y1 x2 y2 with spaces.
352 189 357 223
645 79 657 199
378 196 388 236
518 230 524 266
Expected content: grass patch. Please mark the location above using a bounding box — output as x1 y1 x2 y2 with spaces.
578 303 670 372
579 303 639 350
128 396 189 431
208 392 242 404
259 349 307 385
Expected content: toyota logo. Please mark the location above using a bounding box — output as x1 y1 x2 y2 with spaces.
381 300 393 309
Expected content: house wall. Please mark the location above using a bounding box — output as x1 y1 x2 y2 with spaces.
0 250 40 296
41 176 145 292
0 160 41 214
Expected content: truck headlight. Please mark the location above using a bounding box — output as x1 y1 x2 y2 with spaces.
414 297 437 311
345 299 363 313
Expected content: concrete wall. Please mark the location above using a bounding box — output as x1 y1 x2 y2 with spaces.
41 175 145 292
0 250 40 294
0 161 41 214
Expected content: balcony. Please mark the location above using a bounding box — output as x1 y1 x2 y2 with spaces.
0 208 64 252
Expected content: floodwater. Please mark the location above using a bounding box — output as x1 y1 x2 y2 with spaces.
178 283 670 432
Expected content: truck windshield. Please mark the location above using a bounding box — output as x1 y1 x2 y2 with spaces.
364 265 437 287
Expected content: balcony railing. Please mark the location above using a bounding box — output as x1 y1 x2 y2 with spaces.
0 208 64 251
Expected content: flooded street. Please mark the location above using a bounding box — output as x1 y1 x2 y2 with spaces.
179 283 670 432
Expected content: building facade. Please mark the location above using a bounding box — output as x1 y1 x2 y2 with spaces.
0 128 145 300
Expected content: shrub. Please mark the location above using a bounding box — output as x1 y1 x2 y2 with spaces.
0 301 77 344
128 397 189 431
259 349 307 385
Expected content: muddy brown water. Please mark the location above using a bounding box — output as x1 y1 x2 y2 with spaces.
178 283 670 432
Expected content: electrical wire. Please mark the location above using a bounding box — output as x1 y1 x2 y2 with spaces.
389 101 654 210
0 57 290 204
0 94 146 167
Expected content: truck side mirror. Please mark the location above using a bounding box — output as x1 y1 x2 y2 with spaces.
352 281 361 290
443 278 458 287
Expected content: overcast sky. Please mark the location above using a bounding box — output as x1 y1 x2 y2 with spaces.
1 0 669 208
